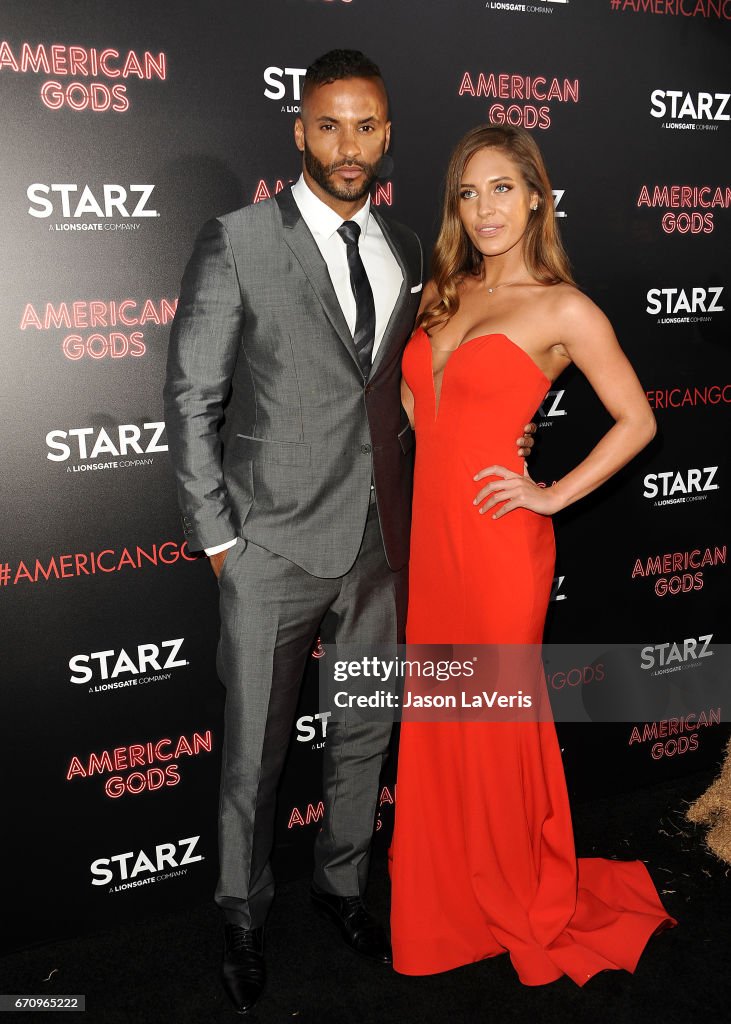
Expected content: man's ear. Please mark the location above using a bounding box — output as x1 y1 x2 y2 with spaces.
294 118 305 153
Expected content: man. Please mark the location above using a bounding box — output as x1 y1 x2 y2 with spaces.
165 49 534 1013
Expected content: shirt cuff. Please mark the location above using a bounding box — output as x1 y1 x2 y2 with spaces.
205 538 237 556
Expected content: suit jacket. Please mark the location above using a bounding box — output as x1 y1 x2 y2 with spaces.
164 186 423 577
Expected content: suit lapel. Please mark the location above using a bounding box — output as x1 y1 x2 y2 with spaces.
369 207 411 378
274 188 361 372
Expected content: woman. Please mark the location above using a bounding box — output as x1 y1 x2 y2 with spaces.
389 125 675 985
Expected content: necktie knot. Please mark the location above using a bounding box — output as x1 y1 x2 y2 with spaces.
337 220 361 247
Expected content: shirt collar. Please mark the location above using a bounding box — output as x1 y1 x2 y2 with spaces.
291 174 371 242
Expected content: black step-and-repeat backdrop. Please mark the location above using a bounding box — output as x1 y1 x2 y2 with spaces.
2 0 729 954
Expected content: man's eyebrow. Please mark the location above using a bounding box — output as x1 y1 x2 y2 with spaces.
315 114 381 124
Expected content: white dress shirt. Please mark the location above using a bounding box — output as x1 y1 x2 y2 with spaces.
206 175 403 557
290 174 403 358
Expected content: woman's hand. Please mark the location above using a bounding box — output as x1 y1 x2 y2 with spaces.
472 465 562 519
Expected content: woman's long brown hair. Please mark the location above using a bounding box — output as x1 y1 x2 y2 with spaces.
420 125 575 334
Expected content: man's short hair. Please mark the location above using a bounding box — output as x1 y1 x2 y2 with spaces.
302 49 385 106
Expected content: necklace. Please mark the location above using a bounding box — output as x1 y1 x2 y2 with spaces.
485 280 529 295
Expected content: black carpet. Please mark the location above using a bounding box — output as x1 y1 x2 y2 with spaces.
2 769 729 1024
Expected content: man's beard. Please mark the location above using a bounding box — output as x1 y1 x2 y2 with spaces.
303 145 381 203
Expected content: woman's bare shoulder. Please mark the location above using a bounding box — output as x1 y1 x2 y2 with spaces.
541 282 609 327
417 279 441 316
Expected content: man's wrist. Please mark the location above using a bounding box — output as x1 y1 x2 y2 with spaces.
205 538 237 556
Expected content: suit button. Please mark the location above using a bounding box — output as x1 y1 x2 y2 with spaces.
364 384 373 394
360 444 372 454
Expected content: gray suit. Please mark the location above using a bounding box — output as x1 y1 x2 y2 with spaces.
164 186 422 927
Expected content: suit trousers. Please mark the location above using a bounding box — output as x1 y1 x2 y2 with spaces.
214 501 407 928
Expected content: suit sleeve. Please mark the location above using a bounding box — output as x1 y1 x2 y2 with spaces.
163 217 244 552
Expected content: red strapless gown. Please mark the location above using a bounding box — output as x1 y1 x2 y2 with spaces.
389 328 675 985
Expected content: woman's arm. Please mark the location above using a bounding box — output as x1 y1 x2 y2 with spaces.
474 290 656 518
401 377 415 429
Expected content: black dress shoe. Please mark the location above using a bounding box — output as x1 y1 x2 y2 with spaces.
221 924 265 1014
310 886 392 963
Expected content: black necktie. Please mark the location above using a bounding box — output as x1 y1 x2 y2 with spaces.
337 220 376 378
